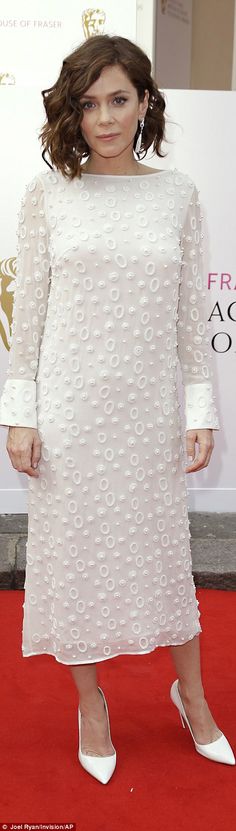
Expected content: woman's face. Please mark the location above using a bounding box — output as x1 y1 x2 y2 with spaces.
79 63 149 159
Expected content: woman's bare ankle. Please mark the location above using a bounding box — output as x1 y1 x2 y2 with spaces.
178 680 205 705
79 688 105 717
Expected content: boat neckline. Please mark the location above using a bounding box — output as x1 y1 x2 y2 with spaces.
80 168 173 178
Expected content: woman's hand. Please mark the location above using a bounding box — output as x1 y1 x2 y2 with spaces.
6 426 41 478
185 428 214 473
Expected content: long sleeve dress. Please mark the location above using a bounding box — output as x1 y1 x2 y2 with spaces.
0 166 220 665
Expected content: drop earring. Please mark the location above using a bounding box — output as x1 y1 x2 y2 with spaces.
135 117 145 156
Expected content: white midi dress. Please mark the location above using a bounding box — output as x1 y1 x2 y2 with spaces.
0 166 220 665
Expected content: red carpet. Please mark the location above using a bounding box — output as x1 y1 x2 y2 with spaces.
0 588 235 830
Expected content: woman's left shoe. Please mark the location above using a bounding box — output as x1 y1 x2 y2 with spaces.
170 679 235 765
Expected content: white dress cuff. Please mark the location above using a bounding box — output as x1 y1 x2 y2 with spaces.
0 379 37 428
184 382 220 430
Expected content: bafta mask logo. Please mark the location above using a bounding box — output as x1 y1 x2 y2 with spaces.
82 8 106 39
0 72 16 85
0 258 16 351
161 0 168 13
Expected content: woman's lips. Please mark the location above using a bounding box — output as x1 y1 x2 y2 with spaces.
97 134 119 140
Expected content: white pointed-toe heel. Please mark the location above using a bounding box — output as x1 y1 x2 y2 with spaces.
170 679 235 765
78 686 117 784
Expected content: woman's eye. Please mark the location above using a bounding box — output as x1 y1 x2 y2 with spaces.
114 97 127 104
81 97 127 109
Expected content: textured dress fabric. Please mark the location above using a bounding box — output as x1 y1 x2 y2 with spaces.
0 166 220 665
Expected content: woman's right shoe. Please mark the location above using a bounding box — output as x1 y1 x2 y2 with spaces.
170 679 235 766
78 686 117 784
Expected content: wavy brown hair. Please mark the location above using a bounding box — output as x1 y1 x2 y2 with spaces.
39 34 167 180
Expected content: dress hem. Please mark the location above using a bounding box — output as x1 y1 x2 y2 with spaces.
22 624 202 665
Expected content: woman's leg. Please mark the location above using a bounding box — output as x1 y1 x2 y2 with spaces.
169 634 222 744
69 663 115 756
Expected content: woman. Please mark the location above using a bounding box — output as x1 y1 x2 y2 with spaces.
0 34 234 784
